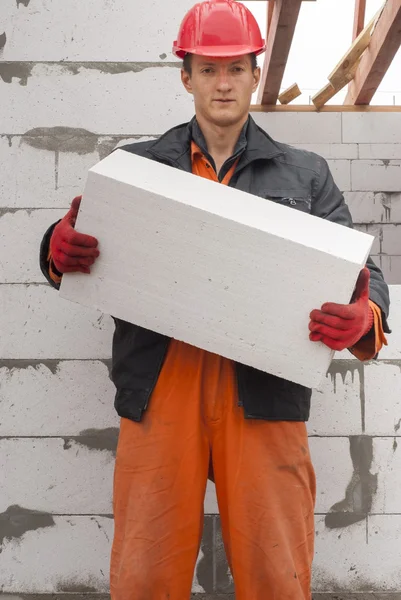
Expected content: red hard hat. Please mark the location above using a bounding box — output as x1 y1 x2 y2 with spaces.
173 0 266 59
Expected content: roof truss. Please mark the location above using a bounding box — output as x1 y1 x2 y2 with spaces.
257 0 303 105
345 0 401 105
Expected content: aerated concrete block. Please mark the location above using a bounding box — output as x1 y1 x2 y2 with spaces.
60 150 373 389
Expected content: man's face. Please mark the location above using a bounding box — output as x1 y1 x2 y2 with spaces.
181 55 261 127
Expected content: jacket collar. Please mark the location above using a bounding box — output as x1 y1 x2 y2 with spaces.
147 115 284 172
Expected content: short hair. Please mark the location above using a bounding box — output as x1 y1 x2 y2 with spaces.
183 53 258 75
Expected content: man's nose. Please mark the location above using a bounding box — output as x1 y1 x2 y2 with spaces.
216 72 232 91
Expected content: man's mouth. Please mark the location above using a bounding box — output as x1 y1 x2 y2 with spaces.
214 99 235 103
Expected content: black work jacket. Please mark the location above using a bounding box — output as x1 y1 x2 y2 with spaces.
40 116 390 422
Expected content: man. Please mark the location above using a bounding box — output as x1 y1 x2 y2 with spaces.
40 1 390 598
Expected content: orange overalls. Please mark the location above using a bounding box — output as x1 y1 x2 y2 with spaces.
110 144 317 600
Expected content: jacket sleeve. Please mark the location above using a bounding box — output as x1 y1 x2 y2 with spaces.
40 220 62 290
311 155 391 336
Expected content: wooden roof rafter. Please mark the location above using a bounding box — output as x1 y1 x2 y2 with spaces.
240 0 401 110
256 0 306 105
353 0 367 40
345 0 401 105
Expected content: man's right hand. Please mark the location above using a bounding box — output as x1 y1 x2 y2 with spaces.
50 196 99 274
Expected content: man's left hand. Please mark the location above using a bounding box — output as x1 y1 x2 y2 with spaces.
309 267 374 351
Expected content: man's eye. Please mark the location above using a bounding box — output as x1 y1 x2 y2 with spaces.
233 67 244 72
202 68 213 74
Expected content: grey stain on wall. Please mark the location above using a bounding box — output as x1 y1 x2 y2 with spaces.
0 32 6 51
63 428 119 454
0 63 34 86
325 436 377 529
215 518 234 593
196 515 214 593
376 191 401 223
16 0 31 6
0 359 61 375
0 505 55 547
22 127 99 155
328 360 365 431
0 61 181 85
56 581 98 593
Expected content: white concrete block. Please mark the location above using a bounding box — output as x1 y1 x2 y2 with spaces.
359 144 401 160
364 363 401 436
56 149 99 197
1 0 194 61
0 136 56 208
0 361 117 436
354 224 381 255
204 481 219 515
251 112 342 144
380 224 401 255
378 255 401 285
56 137 158 197
377 285 401 360
0 209 65 283
60 150 373 388
0 64 193 135
326 159 351 191
294 144 358 160
313 516 367 592
309 437 353 513
367 515 401 587
371 438 401 514
375 192 401 223
0 285 113 359
0 135 157 209
0 514 112 592
351 160 401 192
0 438 114 514
343 113 401 144
308 363 363 436
343 191 385 223
313 514 401 591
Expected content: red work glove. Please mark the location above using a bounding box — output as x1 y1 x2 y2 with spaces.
309 267 374 351
50 196 99 275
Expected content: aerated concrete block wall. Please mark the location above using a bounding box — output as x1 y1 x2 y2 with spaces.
1 0 401 595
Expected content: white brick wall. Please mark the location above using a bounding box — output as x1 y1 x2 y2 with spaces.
1 0 400 593
0 65 193 135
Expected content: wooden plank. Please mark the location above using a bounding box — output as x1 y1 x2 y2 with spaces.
60 150 373 389
353 0 367 40
329 8 381 89
268 0 275 34
257 0 303 105
345 0 401 105
279 82 302 104
250 104 401 112
312 83 337 110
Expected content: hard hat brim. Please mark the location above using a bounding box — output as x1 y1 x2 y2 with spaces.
173 43 266 60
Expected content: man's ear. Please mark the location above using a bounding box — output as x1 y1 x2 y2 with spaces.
252 66 261 93
181 69 193 94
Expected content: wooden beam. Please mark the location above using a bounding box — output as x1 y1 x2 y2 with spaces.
279 83 302 104
268 0 275 34
329 9 380 89
312 83 337 110
353 0 367 40
345 0 401 105
257 0 303 105
313 58 361 110
250 104 401 112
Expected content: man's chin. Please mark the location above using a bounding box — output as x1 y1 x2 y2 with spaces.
209 110 244 127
